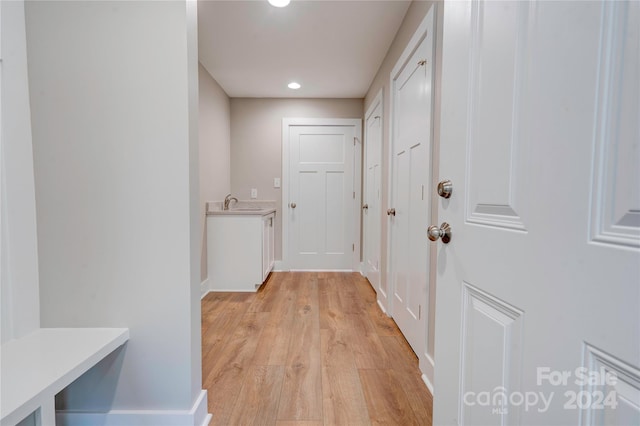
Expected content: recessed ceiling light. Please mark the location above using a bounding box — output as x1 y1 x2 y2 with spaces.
288 82 301 90
268 0 290 7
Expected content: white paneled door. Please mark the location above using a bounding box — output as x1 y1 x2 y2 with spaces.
364 92 383 296
285 119 361 271
388 6 436 384
434 1 639 424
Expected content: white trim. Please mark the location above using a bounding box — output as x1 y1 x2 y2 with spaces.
56 390 211 426
377 298 388 316
391 8 435 80
420 352 436 395
387 5 437 392
387 5 436 323
200 278 210 299
354 127 363 271
363 88 384 305
365 90 383 124
421 373 435 395
206 287 261 292
359 262 365 275
281 118 362 272
386 82 396 318
273 260 287 271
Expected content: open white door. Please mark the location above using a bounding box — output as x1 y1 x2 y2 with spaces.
434 1 639 424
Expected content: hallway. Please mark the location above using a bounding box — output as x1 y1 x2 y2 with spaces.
201 272 433 425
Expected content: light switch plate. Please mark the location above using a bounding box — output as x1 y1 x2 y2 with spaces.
251 188 258 199
274 178 281 188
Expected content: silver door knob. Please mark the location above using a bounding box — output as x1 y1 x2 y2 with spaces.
362 204 369 210
290 202 296 209
437 180 453 199
428 222 452 243
387 208 396 216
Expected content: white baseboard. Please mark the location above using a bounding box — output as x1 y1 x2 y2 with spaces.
359 262 365 275
56 390 211 426
377 298 388 315
200 279 210 299
272 262 363 273
207 288 259 293
421 373 434 396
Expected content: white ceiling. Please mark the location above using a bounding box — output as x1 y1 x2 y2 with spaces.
198 0 411 98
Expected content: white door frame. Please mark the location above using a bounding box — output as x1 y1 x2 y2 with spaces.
282 118 362 271
386 6 437 391
363 90 384 297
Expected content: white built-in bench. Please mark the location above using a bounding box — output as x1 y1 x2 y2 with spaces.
1 328 129 426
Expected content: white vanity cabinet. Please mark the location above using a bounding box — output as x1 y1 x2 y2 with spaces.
207 210 275 292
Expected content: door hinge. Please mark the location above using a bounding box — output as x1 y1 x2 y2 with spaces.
352 243 355 252
422 185 424 201
354 137 357 146
353 191 356 199
419 305 421 319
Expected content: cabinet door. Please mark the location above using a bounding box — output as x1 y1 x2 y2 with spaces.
268 214 275 271
262 216 270 281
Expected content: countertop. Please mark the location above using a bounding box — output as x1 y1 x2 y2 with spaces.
207 207 276 216
206 200 276 216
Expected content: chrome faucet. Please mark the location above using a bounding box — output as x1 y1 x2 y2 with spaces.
223 194 238 210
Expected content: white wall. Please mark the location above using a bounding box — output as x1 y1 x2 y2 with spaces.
230 98 363 261
0 0 40 344
25 0 202 413
199 64 230 282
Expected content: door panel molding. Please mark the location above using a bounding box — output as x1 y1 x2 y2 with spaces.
589 0 639 250
581 343 640 425
459 282 524 425
464 0 532 232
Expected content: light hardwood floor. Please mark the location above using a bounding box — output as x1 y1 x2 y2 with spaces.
201 272 433 425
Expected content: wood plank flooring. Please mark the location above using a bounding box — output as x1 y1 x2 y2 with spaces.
202 272 433 426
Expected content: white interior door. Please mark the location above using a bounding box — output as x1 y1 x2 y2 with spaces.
434 1 640 424
388 8 435 375
363 91 383 296
285 120 360 270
